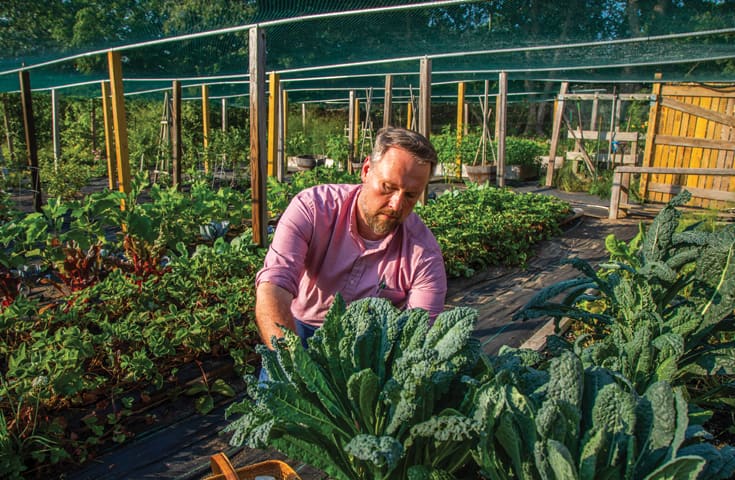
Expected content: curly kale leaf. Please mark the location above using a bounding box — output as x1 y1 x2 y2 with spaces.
344 434 403 471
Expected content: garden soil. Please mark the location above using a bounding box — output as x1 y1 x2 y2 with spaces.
63 182 642 480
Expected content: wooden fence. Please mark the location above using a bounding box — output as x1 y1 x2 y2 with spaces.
640 81 735 209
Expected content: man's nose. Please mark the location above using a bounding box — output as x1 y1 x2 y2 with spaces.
387 192 403 211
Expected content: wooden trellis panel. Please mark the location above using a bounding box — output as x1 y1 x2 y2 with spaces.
640 82 735 208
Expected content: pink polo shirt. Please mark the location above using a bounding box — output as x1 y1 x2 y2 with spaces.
255 183 447 327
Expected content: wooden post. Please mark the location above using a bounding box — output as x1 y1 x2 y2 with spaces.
249 26 268 247
455 82 465 177
1 95 15 162
418 57 431 203
418 57 431 140
278 87 287 182
101 81 116 190
171 80 182 188
51 88 61 171
353 97 360 164
301 103 306 131
221 98 228 132
406 102 413 130
348 90 356 168
202 85 210 173
590 92 599 130
496 72 507 187
107 51 131 201
482 80 490 166
545 82 569 186
267 72 280 177
19 70 42 212
90 98 97 156
383 74 393 128
609 168 623 220
639 74 663 200
464 103 469 136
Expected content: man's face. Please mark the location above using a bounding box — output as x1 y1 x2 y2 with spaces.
356 146 432 240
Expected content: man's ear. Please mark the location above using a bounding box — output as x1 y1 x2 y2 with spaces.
360 157 370 181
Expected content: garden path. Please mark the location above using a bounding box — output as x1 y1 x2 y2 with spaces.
66 184 641 480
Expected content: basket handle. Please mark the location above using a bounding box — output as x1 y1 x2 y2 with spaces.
210 452 240 480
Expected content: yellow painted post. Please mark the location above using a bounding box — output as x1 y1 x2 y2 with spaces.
353 97 360 162
406 102 413 130
100 81 116 190
202 85 210 173
267 72 280 177
456 82 465 178
107 51 131 206
280 88 288 181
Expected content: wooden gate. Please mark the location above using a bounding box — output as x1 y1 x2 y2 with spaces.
640 81 735 208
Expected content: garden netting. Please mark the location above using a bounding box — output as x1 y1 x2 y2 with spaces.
1 0 735 106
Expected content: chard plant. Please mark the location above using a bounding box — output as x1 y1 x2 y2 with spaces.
225 296 482 480
516 190 735 408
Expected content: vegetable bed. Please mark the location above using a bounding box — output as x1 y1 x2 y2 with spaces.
227 192 735 479
1 169 572 478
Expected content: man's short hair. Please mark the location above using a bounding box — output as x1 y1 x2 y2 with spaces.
371 127 438 169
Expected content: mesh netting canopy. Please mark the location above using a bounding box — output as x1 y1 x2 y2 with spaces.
1 0 735 105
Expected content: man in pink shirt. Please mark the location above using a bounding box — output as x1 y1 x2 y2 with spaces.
255 127 447 349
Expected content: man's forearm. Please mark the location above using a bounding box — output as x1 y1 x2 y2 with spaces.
255 282 296 349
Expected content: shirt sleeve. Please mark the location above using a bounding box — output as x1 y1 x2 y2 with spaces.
404 245 447 323
255 191 314 296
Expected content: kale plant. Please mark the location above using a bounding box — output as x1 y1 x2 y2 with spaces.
225 296 482 480
516 190 735 407
470 347 735 480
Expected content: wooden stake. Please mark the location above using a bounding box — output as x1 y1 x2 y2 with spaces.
267 72 280 177
419 57 431 203
19 70 42 212
456 82 465 177
496 72 507 187
172 80 182 188
383 74 393 128
107 51 131 202
249 26 268 247
202 85 210 173
101 81 116 190
545 82 568 186
51 88 61 171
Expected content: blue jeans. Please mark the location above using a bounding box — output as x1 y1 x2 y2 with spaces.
257 319 317 383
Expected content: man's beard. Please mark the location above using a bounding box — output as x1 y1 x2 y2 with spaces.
364 207 400 236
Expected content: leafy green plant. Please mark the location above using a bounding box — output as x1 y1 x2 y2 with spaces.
325 132 350 162
504 137 546 167
516 191 735 408
0 374 69 480
416 184 572 277
225 296 482 480
185 361 237 415
470 347 735 480
432 125 487 167
40 157 93 201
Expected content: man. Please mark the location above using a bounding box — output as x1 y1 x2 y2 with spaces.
254 127 447 349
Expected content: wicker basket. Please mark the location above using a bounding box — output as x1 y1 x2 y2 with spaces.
203 452 302 480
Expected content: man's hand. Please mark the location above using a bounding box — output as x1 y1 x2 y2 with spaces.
255 282 296 349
